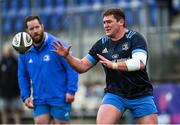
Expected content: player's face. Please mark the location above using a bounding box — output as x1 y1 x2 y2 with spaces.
26 19 44 44
103 15 121 38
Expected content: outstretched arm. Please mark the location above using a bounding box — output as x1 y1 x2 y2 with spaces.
52 41 94 73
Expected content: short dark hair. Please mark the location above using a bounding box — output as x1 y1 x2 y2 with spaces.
24 15 42 29
102 8 125 21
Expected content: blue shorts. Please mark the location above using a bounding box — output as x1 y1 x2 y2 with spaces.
33 104 71 121
102 93 158 118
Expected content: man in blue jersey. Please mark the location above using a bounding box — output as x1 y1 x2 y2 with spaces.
52 8 158 124
18 16 78 124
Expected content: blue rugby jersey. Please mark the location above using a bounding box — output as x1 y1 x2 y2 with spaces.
87 29 153 99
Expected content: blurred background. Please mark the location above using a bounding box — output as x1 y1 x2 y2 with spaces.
0 0 180 124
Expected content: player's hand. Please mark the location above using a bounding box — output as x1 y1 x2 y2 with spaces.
51 41 71 58
24 97 34 109
97 54 113 69
66 92 75 103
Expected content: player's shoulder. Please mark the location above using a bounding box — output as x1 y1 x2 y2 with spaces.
47 33 67 47
46 33 58 42
125 29 144 39
98 35 110 44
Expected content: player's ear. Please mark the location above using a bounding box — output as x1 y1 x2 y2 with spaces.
41 24 45 30
119 19 124 26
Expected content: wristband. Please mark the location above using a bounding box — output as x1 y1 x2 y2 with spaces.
112 63 118 69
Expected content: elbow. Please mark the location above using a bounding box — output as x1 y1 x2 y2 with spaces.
75 62 90 73
140 61 145 70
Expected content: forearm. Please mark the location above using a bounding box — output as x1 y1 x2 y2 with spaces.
112 60 145 71
65 54 89 73
112 61 128 71
112 51 147 71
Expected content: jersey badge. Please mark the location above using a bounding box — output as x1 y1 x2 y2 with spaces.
122 42 129 50
43 54 50 62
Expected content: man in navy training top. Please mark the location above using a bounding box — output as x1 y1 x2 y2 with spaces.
52 8 158 124
18 16 78 124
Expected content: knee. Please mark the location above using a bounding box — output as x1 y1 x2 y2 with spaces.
34 116 51 124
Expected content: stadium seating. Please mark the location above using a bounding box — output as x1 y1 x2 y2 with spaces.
78 0 91 6
1 0 161 34
2 17 12 34
15 16 24 32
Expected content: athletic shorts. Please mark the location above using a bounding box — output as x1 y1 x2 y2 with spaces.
0 97 23 111
33 104 71 121
101 93 158 118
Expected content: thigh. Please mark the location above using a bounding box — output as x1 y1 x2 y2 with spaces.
50 104 71 123
97 104 122 124
33 105 51 124
97 93 125 124
129 96 158 123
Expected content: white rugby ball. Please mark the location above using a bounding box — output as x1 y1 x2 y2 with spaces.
12 32 33 54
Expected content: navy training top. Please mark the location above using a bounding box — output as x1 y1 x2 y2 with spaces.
87 29 153 99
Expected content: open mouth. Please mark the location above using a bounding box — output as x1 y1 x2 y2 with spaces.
106 29 111 33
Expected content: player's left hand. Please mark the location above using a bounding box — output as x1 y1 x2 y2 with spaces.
66 92 75 103
97 54 113 69
51 41 71 58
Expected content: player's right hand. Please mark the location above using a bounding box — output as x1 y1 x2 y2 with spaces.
51 41 71 58
24 97 34 109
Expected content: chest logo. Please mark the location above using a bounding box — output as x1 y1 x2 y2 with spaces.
122 42 129 50
43 55 50 62
102 48 108 53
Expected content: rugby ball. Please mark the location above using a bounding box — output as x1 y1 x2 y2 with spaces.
12 32 33 54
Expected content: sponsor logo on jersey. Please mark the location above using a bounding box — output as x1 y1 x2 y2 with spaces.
112 54 119 59
28 58 33 63
112 57 130 62
102 48 108 53
64 112 69 117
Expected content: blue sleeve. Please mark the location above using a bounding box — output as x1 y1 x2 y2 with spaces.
131 32 148 54
18 54 31 101
61 58 78 95
88 38 105 63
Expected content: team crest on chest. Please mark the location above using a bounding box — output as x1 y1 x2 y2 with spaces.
43 54 50 62
122 42 129 50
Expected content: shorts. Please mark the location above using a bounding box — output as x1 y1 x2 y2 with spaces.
0 97 23 111
33 104 71 121
102 93 158 118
